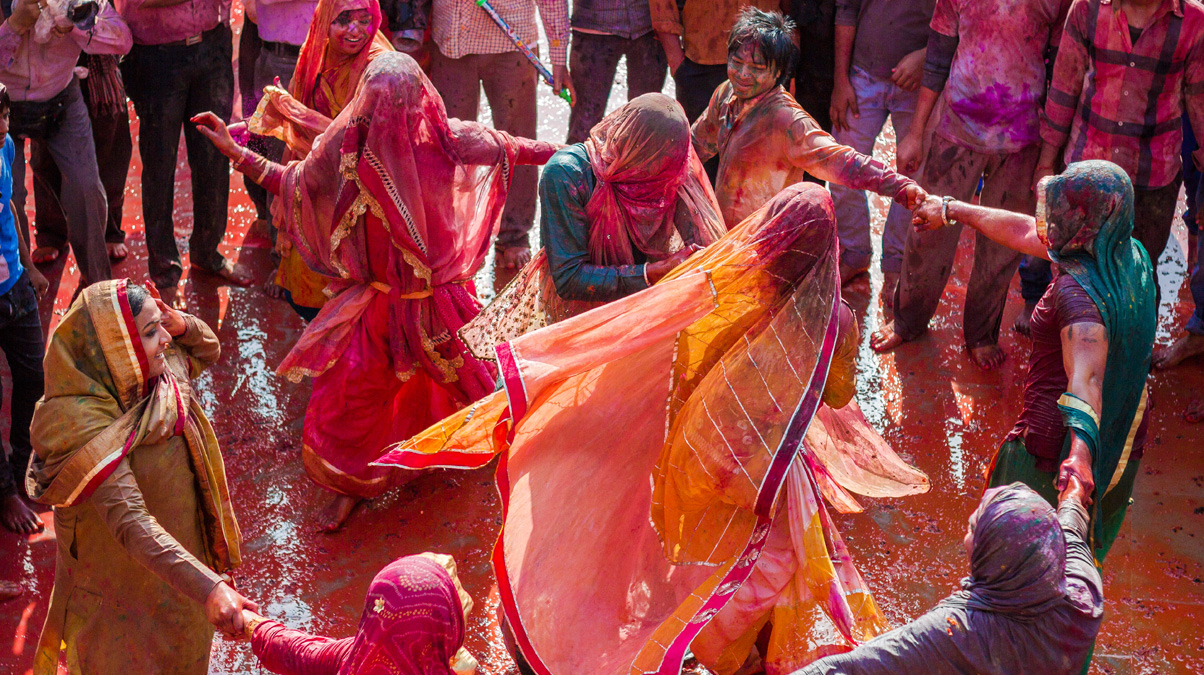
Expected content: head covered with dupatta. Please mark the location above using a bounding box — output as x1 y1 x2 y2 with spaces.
27 279 240 571
947 483 1066 621
583 92 725 266
1034 160 1155 556
291 0 392 110
337 554 470 675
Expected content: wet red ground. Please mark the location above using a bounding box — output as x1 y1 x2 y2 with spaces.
2 26 1204 675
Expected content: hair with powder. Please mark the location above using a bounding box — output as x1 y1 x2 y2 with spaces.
727 7 799 88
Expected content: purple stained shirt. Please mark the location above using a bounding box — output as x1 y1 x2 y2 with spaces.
115 0 231 46
256 0 318 46
928 0 1071 153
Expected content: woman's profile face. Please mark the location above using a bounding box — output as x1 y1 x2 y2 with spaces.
134 302 173 379
329 9 373 58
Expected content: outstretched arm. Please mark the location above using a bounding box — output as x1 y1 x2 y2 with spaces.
193 112 287 195
248 617 354 675
1057 321 1107 499
914 195 1050 260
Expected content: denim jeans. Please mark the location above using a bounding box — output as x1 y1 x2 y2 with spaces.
1189 195 1204 335
0 273 44 498
832 67 918 274
1183 112 1199 236
122 24 235 289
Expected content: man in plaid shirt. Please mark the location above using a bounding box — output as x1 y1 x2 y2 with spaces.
429 0 572 278
1035 0 1204 311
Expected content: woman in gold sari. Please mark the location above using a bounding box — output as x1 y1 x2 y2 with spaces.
26 279 252 674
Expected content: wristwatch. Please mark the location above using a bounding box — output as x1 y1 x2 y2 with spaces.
940 196 958 228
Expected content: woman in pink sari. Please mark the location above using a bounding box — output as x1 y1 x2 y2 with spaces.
240 554 475 675
195 52 559 530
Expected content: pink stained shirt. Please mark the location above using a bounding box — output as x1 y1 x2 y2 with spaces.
431 0 569 66
1042 0 1204 190
256 0 318 46
115 0 230 46
929 0 1072 153
0 3 132 102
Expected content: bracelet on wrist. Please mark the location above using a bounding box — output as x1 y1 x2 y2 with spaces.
940 196 958 228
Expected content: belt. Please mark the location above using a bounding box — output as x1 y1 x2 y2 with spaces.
370 281 432 299
262 40 302 58
156 25 221 48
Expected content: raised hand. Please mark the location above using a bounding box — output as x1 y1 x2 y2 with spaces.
191 112 239 159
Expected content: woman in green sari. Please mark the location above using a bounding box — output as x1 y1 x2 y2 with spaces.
912 160 1156 562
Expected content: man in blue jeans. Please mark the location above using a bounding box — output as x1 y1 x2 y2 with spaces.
828 0 933 295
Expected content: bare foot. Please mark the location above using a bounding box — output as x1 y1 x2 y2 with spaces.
882 271 899 309
969 344 1007 370
870 321 908 352
497 246 531 271
106 242 129 262
31 246 60 265
840 261 869 286
0 580 23 604
1013 301 1037 337
318 494 362 532
1 493 44 535
1153 333 1204 370
197 259 254 287
1186 399 1204 424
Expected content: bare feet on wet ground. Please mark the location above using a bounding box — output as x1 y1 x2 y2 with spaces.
1 492 44 535
1153 333 1204 370
318 494 363 533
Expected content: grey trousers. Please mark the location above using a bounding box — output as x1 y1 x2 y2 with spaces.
429 47 537 251
12 79 111 285
893 133 1039 349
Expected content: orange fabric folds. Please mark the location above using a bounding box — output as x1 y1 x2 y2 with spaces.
376 184 928 675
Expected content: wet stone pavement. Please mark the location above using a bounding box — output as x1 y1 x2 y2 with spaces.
2 27 1204 675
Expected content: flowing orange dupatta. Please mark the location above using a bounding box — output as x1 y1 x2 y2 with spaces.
375 185 928 675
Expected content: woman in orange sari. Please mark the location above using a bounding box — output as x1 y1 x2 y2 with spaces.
378 184 929 675
196 53 559 530
244 0 392 319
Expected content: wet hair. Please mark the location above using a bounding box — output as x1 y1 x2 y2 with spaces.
727 7 799 88
126 282 151 317
0 84 9 116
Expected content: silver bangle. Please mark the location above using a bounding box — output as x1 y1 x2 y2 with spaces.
941 196 958 228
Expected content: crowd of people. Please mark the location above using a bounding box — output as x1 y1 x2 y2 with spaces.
0 0 1201 673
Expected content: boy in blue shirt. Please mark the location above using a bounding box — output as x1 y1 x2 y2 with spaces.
0 82 48 536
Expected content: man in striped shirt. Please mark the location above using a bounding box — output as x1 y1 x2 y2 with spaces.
429 0 571 278
1036 0 1204 308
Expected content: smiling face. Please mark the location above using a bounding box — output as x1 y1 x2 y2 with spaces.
727 42 779 101
133 301 173 379
328 8 374 58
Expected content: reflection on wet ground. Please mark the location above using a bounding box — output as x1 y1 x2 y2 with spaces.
2 27 1203 675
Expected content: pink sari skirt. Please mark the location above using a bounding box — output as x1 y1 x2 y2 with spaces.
301 292 462 498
